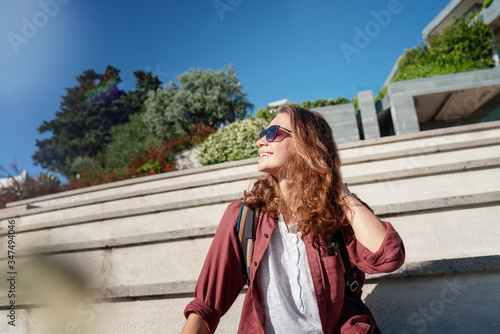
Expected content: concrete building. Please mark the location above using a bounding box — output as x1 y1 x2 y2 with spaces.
311 0 500 144
379 0 500 136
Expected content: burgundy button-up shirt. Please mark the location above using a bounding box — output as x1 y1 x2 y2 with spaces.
184 199 405 333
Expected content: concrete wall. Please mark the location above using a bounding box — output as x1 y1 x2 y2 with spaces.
312 103 360 144
387 66 500 135
358 90 381 140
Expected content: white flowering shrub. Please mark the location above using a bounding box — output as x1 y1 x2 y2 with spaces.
196 118 268 165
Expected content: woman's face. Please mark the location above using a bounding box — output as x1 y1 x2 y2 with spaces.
257 112 296 179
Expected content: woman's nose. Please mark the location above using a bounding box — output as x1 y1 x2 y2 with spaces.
257 135 267 147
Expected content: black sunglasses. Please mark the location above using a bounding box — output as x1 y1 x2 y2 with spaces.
259 125 292 142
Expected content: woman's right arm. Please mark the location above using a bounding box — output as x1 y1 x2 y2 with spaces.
182 200 247 333
182 313 209 334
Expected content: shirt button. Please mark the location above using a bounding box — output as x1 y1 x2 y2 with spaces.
264 233 269 238
253 262 257 266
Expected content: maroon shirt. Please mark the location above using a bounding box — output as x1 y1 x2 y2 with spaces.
184 199 405 333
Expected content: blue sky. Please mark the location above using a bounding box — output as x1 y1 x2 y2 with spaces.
0 0 450 183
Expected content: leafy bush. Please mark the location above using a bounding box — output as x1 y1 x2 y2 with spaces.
483 0 494 9
301 100 312 109
393 12 494 82
1 160 64 208
66 123 214 189
127 123 214 176
301 98 350 109
196 118 268 165
102 112 163 172
374 86 387 103
67 156 125 189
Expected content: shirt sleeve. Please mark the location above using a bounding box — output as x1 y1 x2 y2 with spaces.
183 199 246 333
343 197 406 274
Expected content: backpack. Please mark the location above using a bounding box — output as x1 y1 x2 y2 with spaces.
235 201 382 333
235 202 260 286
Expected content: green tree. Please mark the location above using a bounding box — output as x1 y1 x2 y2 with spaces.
32 66 132 178
144 65 253 141
127 70 162 114
101 71 163 171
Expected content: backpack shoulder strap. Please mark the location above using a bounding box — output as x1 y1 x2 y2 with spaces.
326 228 382 334
236 201 260 286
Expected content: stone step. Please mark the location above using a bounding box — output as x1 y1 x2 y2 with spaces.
6 190 500 260
1 136 497 226
7 158 499 247
340 122 500 159
0 193 239 236
4 159 260 211
4 121 499 213
0 262 498 333
349 164 499 206
2 254 498 307
2 192 498 296
341 143 500 178
2 158 498 235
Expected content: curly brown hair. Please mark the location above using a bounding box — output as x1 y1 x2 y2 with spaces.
244 105 348 239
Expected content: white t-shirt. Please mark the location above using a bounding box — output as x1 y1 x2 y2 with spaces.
258 214 322 333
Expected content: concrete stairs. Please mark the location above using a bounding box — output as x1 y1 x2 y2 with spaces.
1 120 499 333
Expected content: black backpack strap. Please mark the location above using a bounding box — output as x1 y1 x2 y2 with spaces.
236 201 260 286
326 229 382 334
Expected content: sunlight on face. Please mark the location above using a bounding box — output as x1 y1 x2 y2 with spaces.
256 112 295 180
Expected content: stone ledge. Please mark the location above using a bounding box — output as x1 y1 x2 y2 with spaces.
6 191 500 258
338 119 500 150
341 137 500 165
376 190 500 216
13 225 219 257
367 255 500 281
4 157 260 209
347 157 500 185
0 171 261 221
0 193 241 235
2 255 498 307
388 66 500 95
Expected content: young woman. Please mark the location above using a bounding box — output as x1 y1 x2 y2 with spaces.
182 106 405 333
